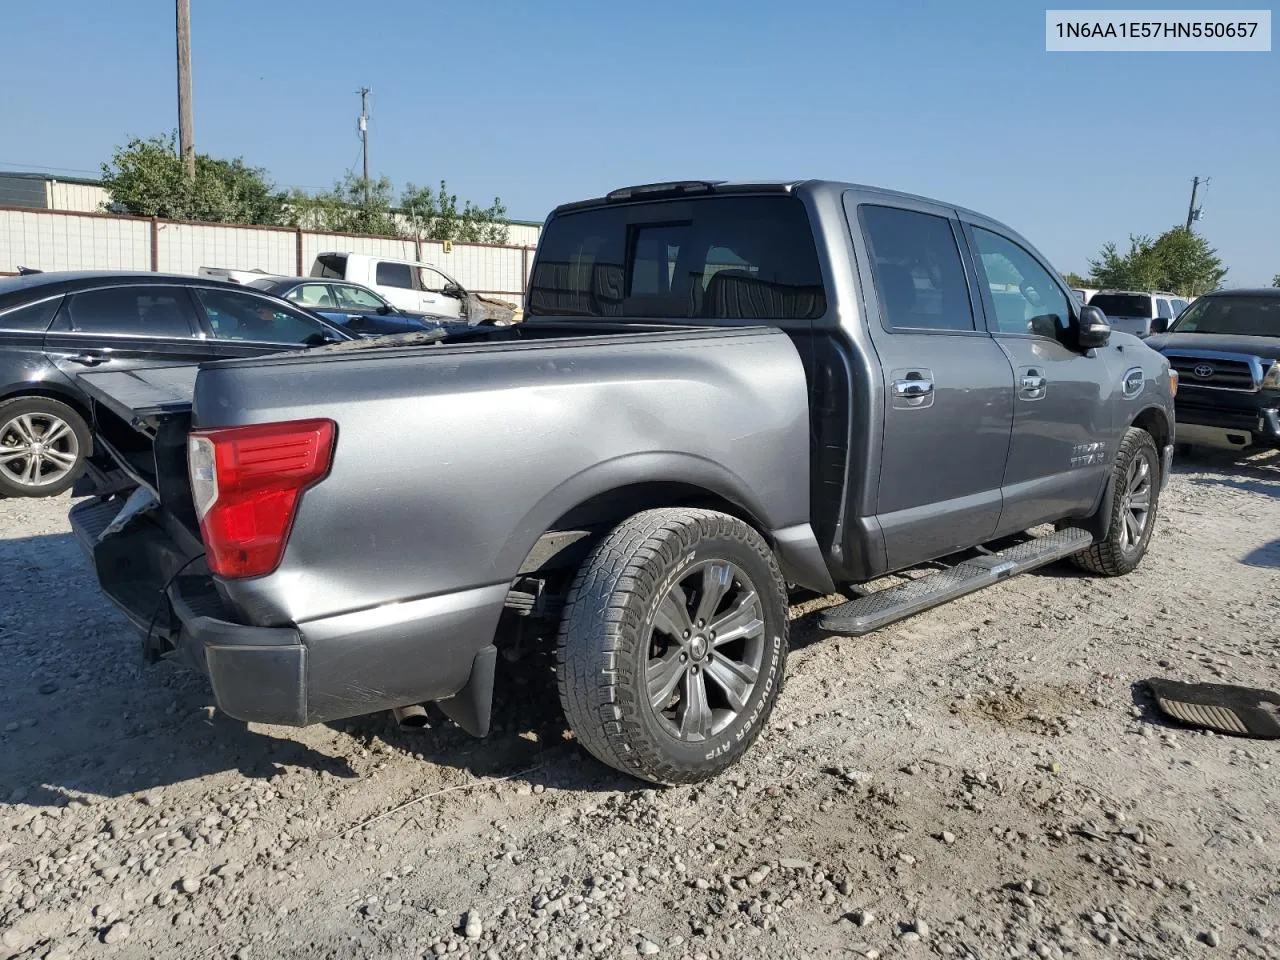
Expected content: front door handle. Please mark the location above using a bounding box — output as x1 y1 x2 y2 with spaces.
1019 373 1047 400
892 377 934 399
68 352 108 367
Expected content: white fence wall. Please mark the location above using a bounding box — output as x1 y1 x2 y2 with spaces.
0 207 536 306
156 222 297 276
0 209 150 272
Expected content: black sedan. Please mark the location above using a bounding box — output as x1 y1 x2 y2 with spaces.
246 277 461 338
0 271 353 498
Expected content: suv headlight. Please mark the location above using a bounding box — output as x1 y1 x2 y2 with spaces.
1264 361 1280 391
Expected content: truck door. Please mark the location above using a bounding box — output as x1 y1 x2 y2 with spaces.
847 197 1016 572
372 261 425 312
958 220 1115 535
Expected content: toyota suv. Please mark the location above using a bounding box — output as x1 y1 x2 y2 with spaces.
1147 288 1280 452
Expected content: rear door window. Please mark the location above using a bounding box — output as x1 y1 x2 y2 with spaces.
527 195 827 320
859 205 975 332
288 284 337 308
333 284 386 310
64 287 196 338
375 262 415 289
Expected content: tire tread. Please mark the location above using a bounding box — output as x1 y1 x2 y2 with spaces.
555 508 788 785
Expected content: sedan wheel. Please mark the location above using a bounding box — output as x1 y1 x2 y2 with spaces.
0 398 90 498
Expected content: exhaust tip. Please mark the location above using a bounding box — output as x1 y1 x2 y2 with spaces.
392 704 430 729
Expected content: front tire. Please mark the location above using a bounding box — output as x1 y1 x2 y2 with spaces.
0 397 90 498
556 508 789 785
1071 427 1160 576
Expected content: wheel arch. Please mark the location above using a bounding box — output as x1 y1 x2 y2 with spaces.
1129 404 1172 453
504 452 834 594
0 382 92 425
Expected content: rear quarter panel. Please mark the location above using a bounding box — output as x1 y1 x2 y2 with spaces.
191 329 811 625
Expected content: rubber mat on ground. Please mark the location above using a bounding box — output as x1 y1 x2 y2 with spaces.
1146 678 1280 739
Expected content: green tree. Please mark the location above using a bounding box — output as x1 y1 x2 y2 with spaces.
1087 226 1226 296
100 133 285 224
1272 273 1280 287
1062 271 1091 288
400 181 510 244
285 173 400 236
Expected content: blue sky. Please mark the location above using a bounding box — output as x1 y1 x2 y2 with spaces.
2 0 1276 283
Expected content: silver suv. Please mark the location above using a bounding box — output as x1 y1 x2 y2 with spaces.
1089 290 1189 338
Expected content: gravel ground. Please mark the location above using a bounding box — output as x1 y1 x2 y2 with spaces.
1 451 1277 960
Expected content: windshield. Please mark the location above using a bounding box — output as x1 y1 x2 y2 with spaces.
527 195 827 320
1090 293 1151 318
1168 296 1280 337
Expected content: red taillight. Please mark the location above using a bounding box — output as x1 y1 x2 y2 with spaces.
188 419 335 579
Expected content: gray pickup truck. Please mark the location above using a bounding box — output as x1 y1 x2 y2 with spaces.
69 179 1177 785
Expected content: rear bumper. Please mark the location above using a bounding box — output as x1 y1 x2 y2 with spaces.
69 496 506 728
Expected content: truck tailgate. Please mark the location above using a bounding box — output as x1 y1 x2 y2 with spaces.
76 364 201 533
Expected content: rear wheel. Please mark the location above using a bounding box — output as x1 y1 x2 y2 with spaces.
556 508 789 785
0 397 90 498
1071 427 1160 576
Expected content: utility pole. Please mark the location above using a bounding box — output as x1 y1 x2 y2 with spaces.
357 87 371 200
176 0 195 180
1185 176 1208 232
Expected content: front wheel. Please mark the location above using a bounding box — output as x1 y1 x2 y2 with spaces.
1070 427 1161 576
556 508 789 785
0 396 91 498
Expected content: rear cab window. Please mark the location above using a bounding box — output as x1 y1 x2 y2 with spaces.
1091 293 1153 318
527 195 827 321
311 254 348 279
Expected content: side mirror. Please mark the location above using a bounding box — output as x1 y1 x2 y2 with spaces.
377 304 391 315
1150 317 1169 334
1077 305 1111 349
442 282 464 299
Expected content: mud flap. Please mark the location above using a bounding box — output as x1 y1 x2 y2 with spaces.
435 644 498 737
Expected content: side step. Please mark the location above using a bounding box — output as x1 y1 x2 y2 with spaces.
817 528 1093 636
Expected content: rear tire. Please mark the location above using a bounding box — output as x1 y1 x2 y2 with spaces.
556 508 789 785
1071 427 1160 576
0 396 90 498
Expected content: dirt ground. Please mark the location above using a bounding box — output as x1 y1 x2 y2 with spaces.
1 451 1277 960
